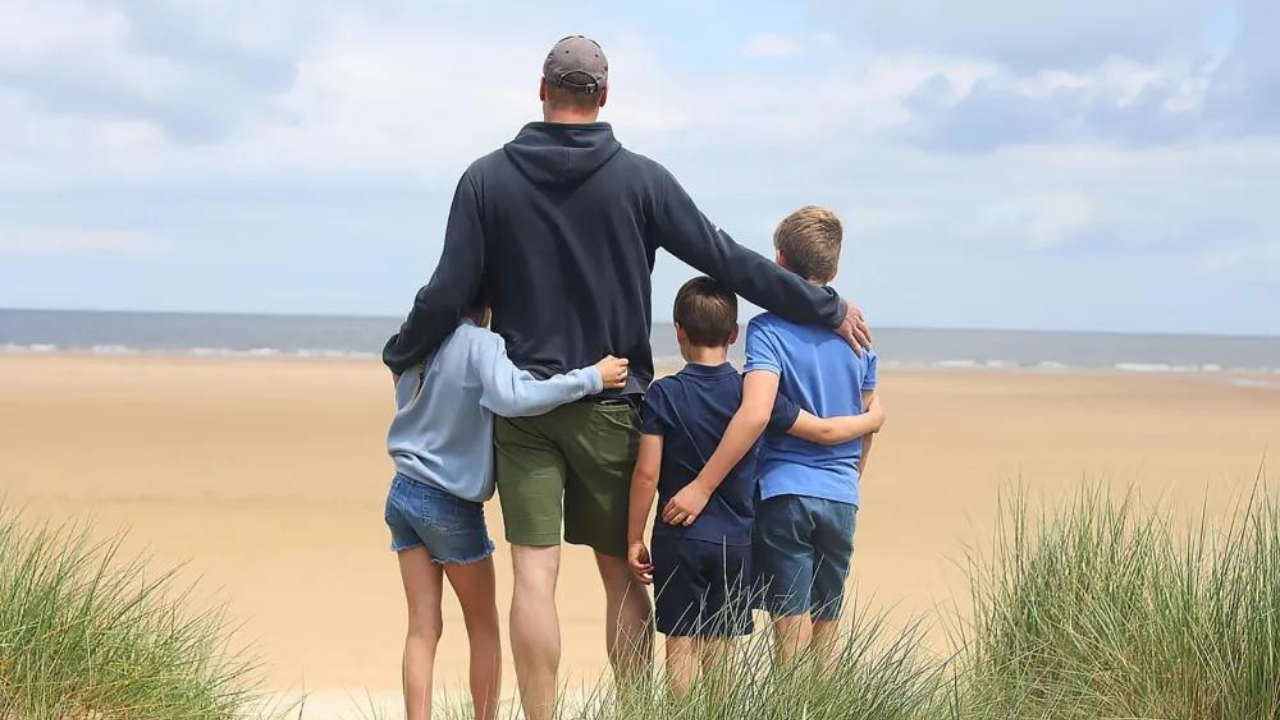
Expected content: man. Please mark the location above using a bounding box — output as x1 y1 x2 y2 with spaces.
383 35 872 720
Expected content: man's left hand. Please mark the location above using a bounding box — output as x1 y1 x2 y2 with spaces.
662 482 711 527
837 302 873 356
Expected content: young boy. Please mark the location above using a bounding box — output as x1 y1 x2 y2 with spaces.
671 206 876 665
626 276 883 697
385 305 629 720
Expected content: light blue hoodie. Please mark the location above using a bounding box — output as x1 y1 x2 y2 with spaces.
387 319 602 503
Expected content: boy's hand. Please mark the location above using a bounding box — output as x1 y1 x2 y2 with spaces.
627 541 653 585
662 481 711 527
865 394 886 432
595 355 630 389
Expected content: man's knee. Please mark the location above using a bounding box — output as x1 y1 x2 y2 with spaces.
512 544 561 595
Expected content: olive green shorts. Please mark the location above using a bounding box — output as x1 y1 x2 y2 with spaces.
494 399 640 558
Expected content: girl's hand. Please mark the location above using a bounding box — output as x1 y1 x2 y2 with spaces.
595 355 630 389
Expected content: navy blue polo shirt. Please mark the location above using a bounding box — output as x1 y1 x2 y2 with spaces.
639 362 801 546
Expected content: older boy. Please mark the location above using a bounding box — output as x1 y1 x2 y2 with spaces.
661 207 877 665
628 276 883 696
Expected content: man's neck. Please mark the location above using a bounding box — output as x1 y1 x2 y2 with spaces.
683 346 729 366
542 109 601 124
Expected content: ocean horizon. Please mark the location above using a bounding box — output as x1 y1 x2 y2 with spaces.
2 307 1279 376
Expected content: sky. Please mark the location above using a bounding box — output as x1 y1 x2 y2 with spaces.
1 0 1277 335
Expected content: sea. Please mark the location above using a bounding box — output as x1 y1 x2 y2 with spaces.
2 308 1279 377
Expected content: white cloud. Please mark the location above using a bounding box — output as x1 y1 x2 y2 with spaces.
744 33 802 58
0 230 159 254
0 0 1277 333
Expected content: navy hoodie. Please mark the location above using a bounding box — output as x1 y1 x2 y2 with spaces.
383 122 846 394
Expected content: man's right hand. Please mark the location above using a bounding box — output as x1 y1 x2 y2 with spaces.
595 355 630 389
838 302 873 356
627 541 653 585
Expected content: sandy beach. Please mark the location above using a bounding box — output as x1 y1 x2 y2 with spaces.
1 354 1277 712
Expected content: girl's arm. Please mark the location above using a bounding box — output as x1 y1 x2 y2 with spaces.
474 333 626 417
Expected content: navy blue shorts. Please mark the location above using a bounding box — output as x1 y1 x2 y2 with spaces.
651 536 754 638
754 495 857 621
384 474 495 564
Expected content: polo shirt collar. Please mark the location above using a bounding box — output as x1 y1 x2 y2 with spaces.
679 361 737 378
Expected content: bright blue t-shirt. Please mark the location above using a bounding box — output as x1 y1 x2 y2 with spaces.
744 312 878 508
640 362 800 546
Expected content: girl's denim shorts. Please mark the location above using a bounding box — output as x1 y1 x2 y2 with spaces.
383 473 495 564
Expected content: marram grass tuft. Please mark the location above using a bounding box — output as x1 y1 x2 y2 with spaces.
0 508 271 720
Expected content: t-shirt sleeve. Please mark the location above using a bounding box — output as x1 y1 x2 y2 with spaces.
743 318 783 375
639 382 671 436
862 350 878 392
766 391 801 434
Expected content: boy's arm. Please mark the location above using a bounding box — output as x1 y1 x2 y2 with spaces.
787 395 885 446
858 390 876 477
661 370 780 527
626 434 663 585
475 334 608 417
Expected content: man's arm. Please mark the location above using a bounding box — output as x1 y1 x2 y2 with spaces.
788 395 885 446
382 173 486 375
650 169 871 352
661 370 780 527
627 434 663 585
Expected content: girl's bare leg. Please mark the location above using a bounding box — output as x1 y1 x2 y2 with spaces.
444 557 502 720
399 548 445 720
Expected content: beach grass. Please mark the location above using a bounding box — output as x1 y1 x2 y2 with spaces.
5 480 1278 720
958 483 1280 719
0 508 270 720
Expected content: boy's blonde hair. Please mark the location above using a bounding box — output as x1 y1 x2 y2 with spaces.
773 205 843 284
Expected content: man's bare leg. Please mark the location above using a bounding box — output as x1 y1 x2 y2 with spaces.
595 552 654 692
510 545 561 720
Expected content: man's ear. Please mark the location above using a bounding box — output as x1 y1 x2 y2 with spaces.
598 86 609 108
539 78 548 102
674 322 687 345
728 323 740 346
775 249 788 268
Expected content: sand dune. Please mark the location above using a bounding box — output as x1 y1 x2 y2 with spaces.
1 354 1276 708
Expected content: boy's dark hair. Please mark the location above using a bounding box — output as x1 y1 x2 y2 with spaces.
673 276 738 348
774 205 843 283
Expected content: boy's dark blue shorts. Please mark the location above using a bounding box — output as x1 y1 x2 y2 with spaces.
651 536 754 638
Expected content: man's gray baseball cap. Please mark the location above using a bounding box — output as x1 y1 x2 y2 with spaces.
543 35 608 94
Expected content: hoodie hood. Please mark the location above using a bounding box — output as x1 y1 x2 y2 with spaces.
503 122 622 186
